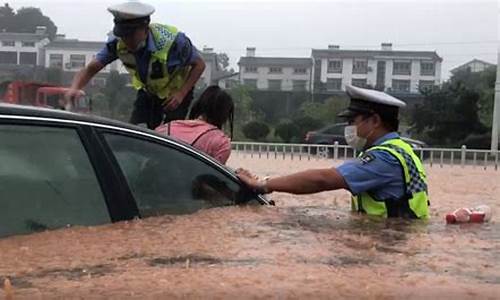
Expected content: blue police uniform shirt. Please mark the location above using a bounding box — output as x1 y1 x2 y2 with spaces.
336 132 405 201
95 31 199 83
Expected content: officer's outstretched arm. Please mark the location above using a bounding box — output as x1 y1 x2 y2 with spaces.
237 168 348 195
69 59 105 91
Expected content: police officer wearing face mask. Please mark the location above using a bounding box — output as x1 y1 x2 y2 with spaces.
66 1 206 129
237 85 430 219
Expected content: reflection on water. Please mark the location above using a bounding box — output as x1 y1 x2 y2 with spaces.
1 159 499 299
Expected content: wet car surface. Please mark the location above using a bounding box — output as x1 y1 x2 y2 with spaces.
0 104 270 238
1 157 499 299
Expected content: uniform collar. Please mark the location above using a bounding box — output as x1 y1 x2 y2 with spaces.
372 132 400 146
146 30 157 52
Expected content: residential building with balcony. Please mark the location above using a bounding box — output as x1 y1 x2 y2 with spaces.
311 43 442 94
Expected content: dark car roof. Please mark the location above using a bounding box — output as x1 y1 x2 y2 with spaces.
0 103 161 137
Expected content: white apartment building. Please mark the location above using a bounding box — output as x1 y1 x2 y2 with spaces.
0 27 50 66
44 34 126 74
238 47 313 92
312 43 442 94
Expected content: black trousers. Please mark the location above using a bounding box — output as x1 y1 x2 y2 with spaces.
129 89 194 129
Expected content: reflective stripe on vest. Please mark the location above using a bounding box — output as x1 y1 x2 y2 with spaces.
116 23 191 100
351 138 430 219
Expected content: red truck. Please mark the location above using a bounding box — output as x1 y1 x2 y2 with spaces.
0 80 91 113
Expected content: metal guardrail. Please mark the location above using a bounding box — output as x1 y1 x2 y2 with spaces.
232 142 500 171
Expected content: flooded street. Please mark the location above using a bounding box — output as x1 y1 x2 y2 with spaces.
1 157 499 299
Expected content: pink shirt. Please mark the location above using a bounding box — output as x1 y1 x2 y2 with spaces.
155 120 231 164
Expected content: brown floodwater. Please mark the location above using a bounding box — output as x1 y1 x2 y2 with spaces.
1 156 499 299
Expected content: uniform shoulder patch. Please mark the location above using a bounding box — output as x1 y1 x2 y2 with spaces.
359 152 376 164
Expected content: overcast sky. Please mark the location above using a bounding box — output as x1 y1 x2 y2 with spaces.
11 0 499 79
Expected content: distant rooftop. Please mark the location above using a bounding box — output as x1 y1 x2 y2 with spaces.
0 32 48 42
311 48 442 61
238 57 313 68
46 40 105 50
450 58 496 73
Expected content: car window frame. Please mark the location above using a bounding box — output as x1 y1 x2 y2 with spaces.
0 116 138 222
93 127 270 215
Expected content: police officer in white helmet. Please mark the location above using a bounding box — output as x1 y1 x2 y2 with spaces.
237 85 430 219
66 1 206 129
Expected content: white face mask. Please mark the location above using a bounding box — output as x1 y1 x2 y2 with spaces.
344 125 368 151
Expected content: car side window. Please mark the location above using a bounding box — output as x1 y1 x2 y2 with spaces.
0 125 110 238
103 133 243 217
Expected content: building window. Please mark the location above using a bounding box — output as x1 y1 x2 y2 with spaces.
245 66 257 73
0 51 17 64
21 41 35 47
393 61 411 75
420 62 435 76
327 60 342 73
268 67 282 74
19 52 37 65
49 53 63 68
351 78 367 88
294 68 307 74
243 79 257 89
292 80 307 91
268 79 282 90
1 41 15 47
418 80 435 92
352 60 368 74
69 54 86 69
326 78 342 91
392 79 411 92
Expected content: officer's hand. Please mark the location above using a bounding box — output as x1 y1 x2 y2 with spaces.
164 91 185 111
65 88 84 102
236 168 260 190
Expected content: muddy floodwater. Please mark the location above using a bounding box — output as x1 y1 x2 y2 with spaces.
1 156 499 299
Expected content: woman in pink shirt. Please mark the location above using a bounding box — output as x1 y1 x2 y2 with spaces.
156 86 234 164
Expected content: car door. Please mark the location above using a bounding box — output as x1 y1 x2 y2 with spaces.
96 128 266 218
0 121 112 238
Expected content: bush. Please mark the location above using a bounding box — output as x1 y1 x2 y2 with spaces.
293 116 324 140
242 121 270 141
275 120 300 143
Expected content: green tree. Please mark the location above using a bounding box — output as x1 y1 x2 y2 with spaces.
293 115 324 141
275 120 300 143
242 120 270 141
228 84 264 134
0 5 57 40
411 68 492 147
298 96 348 124
0 3 14 31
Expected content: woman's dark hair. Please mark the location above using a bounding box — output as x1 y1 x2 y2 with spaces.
188 86 234 138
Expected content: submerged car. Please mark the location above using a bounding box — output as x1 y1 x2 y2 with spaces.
0 104 272 238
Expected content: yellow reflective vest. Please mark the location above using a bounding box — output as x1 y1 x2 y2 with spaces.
351 138 430 219
116 23 190 100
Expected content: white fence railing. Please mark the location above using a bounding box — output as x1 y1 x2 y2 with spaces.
232 142 500 171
